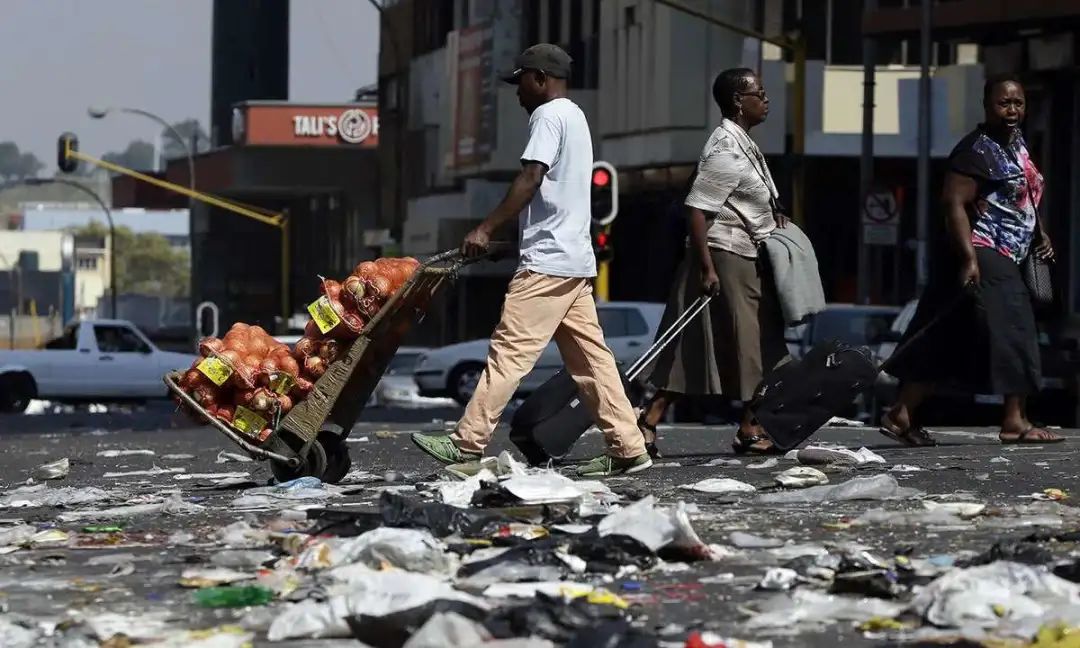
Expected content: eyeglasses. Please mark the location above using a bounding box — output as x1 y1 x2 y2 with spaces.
737 89 768 100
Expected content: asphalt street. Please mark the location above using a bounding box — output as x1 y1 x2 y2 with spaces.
0 411 1078 647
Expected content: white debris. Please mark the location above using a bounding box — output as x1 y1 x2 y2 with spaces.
0 484 112 509
922 500 987 519
173 472 250 481
757 474 922 504
98 449 156 458
793 445 886 466
774 467 828 488
679 478 757 495
729 532 786 549
57 494 205 522
215 450 253 463
747 458 780 470
758 567 799 590
103 466 185 478
31 458 70 480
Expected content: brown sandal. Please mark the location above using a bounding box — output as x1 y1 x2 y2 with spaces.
1000 426 1065 445
878 421 938 447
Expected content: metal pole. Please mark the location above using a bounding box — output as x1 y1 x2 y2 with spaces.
915 0 933 290
27 179 115 317
857 0 877 305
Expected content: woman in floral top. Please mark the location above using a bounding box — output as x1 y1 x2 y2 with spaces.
881 74 1062 445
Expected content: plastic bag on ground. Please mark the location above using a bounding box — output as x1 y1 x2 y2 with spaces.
498 472 608 505
295 527 455 575
32 457 70 480
232 477 341 509
789 445 886 466
439 468 497 508
482 591 633 644
908 561 1080 629
597 496 675 552
746 588 906 630
0 484 112 509
404 612 556 648
57 494 205 521
267 570 489 641
774 467 828 488
678 478 756 495
756 474 922 504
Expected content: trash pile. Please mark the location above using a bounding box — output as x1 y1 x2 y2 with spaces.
2 433 1080 647
172 256 420 441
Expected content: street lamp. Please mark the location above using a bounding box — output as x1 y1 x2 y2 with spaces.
24 178 116 318
87 106 196 191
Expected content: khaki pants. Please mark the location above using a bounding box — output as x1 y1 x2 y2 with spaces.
452 270 646 459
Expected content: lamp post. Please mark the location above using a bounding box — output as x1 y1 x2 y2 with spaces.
24 178 116 318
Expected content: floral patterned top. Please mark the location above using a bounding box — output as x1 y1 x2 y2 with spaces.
948 126 1043 263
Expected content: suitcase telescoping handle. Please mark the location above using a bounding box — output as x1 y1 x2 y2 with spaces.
624 294 713 381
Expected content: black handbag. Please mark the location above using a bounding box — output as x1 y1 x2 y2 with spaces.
1022 251 1054 307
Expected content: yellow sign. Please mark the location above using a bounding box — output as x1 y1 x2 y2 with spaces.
307 296 341 334
270 372 296 396
197 356 234 386
233 406 268 436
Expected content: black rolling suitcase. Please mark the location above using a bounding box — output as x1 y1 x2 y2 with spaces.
751 295 965 451
510 295 712 465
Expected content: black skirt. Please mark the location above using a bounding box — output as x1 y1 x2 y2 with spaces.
888 246 1041 395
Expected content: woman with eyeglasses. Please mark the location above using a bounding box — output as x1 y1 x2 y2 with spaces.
640 68 789 457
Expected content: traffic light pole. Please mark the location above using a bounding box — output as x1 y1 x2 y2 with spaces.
58 135 292 324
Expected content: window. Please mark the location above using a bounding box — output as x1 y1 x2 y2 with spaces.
94 325 150 354
45 326 78 350
810 310 899 347
77 257 98 270
386 352 421 375
598 308 628 338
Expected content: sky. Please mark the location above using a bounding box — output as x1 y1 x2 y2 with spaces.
1 0 379 167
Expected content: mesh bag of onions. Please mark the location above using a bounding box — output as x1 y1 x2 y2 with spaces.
173 256 419 443
175 323 311 443
298 256 420 378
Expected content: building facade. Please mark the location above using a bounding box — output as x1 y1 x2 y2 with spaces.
375 0 1003 343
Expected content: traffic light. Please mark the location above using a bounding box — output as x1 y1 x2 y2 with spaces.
592 224 613 263
591 160 618 226
57 133 79 173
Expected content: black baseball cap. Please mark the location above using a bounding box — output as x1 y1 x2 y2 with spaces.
500 43 572 84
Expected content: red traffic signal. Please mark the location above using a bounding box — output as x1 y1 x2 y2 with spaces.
590 161 618 227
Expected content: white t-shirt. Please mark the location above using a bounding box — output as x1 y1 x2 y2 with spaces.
517 97 596 278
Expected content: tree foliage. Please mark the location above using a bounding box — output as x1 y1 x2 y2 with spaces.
74 221 190 297
0 141 44 182
101 140 156 172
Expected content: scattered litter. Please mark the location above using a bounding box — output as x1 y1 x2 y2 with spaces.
57 494 206 521
0 484 112 509
990 456 1011 464
31 458 70 480
729 531 785 549
232 477 341 509
791 445 886 466
922 500 986 519
686 632 773 648
703 458 742 467
758 474 921 504
174 472 250 481
180 567 255 588
161 453 196 460
679 478 756 494
757 567 799 591
774 467 828 488
215 450 253 463
193 585 274 608
908 561 1080 629
890 464 924 472
103 466 185 478
747 458 780 470
98 449 156 458
346 435 371 443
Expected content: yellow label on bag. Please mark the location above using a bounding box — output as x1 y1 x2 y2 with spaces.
307 295 341 334
233 406 267 436
197 356 233 386
270 372 295 396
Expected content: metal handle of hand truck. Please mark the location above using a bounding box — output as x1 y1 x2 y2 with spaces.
625 294 713 379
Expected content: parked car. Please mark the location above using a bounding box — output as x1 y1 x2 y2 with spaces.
368 347 456 408
414 302 666 406
785 304 902 360
0 320 197 413
875 300 1080 426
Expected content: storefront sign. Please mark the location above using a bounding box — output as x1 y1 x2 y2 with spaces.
233 103 379 148
450 24 496 168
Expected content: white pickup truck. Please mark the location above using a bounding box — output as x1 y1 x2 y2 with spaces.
0 319 196 413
